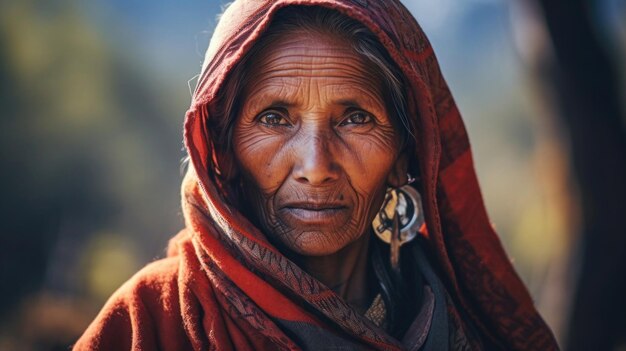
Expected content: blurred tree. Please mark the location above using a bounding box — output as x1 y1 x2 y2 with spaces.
0 0 115 322
0 0 185 348
526 0 626 349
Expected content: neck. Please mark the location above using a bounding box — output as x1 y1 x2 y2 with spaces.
297 232 374 313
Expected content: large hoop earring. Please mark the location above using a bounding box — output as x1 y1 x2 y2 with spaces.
371 174 424 271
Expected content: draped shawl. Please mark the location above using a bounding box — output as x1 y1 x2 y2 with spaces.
74 0 558 350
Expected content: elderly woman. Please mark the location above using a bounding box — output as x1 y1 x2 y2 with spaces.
74 0 558 350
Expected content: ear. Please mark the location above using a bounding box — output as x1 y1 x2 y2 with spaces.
386 151 408 188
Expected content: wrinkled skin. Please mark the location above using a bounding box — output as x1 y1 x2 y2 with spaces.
232 31 407 292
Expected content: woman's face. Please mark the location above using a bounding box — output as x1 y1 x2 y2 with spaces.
232 31 405 257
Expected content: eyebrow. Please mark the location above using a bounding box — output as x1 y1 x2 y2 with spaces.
249 99 296 112
335 98 384 113
266 100 296 109
335 99 361 108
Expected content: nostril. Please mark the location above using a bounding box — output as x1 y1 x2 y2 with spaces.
291 134 340 185
294 164 339 185
295 173 336 185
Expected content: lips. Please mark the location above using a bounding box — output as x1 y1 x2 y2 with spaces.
282 201 346 211
279 201 349 225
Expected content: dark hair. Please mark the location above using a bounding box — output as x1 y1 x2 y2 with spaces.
209 6 420 337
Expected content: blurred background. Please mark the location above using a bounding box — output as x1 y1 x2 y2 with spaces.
0 0 624 350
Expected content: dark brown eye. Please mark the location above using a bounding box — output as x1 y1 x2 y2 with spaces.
259 112 289 126
340 112 372 126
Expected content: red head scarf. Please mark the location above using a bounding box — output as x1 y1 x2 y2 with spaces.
74 1 558 350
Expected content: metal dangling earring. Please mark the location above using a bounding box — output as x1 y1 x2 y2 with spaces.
371 173 424 272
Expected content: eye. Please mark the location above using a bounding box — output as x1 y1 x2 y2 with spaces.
258 112 290 126
339 111 373 126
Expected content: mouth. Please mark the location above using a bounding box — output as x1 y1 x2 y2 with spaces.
282 201 347 211
279 202 349 224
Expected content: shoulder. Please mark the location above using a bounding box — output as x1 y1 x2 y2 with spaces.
73 256 192 350
107 255 181 314
127 255 181 295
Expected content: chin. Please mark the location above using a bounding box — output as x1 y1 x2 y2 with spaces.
286 230 353 257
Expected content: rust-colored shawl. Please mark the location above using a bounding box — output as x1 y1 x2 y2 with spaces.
74 0 558 350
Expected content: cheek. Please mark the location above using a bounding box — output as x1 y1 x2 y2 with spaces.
332 134 399 239
342 130 398 197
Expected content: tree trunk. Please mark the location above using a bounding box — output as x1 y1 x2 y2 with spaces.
533 0 626 349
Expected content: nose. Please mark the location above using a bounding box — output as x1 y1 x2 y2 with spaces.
292 134 340 185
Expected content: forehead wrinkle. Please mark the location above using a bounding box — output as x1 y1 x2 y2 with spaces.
251 43 368 79
258 38 358 58
250 72 383 100
250 61 369 80
263 51 362 63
